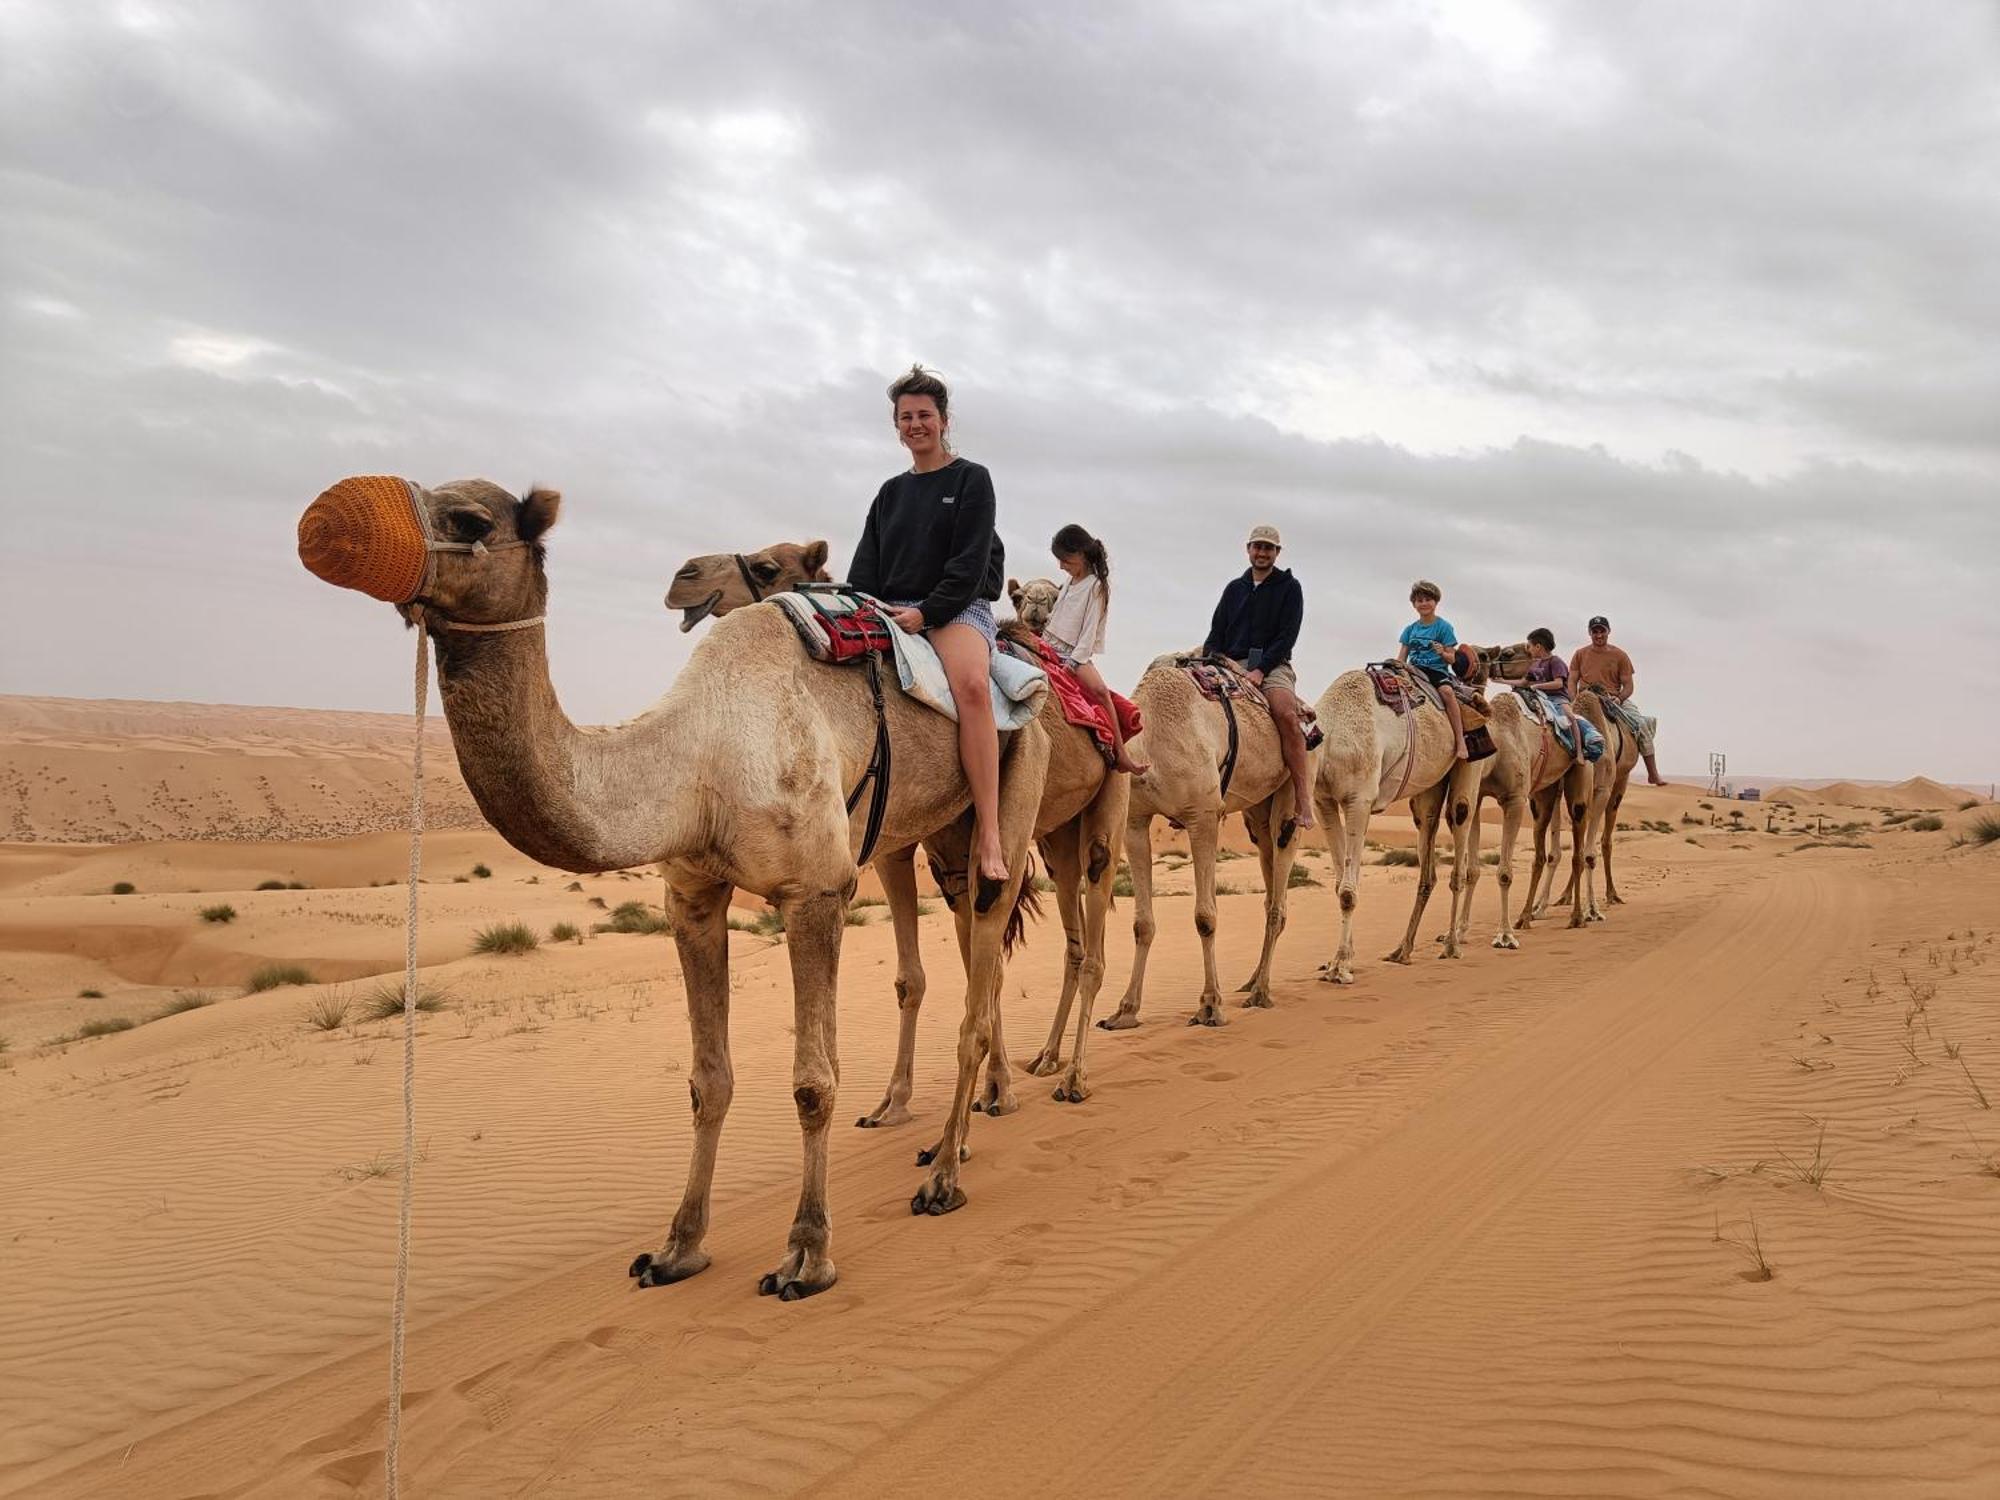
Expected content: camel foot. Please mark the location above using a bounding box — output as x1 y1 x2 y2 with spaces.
1585 908 1606 924
1492 932 1521 950
1383 949 1413 966
1240 990 1274 1009
855 1097 912 1129
974 874 1005 914
910 1177 968 1216
1606 893 1625 907
757 1249 837 1301
1097 1010 1141 1031
628 1247 709 1288
1053 1072 1091 1104
1024 1048 1064 1077
971 1087 1019 1118
1436 945 1461 961
1188 1002 1227 1028
1318 967 1356 986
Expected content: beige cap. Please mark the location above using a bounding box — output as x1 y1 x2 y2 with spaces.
1247 523 1282 547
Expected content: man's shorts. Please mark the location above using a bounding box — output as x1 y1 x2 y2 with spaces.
1219 656 1297 695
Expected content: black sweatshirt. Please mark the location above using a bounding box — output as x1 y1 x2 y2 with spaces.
846 458 1005 628
1202 566 1304 672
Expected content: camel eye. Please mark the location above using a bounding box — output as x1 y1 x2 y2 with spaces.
676 565 699 580
444 509 493 543
753 561 780 581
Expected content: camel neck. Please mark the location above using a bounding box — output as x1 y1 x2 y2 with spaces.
432 624 682 873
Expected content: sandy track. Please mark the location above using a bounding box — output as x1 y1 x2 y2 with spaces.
12 832 1992 1498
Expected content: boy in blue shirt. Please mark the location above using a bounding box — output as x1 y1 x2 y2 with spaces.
1396 579 1468 761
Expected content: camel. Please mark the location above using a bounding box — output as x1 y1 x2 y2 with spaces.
299 478 1052 1300
1307 665 1491 985
1569 686 1640 918
1434 644 1597 947
666 549 1129 1108
1094 654 1308 1031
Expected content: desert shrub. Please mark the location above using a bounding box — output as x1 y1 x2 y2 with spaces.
596 901 671 935
110 882 136 895
587 895 607 909
302 995 351 1030
1959 798 1979 812
78 987 104 999
1288 864 1321 887
845 907 871 925
566 880 584 891
1882 810 1914 825
1032 875 1057 893
916 900 937 917
1378 847 1420 866
549 921 583 944
1480 851 1501 865
1908 816 1943 832
77 1016 137 1038
1793 840 1870 851
1112 870 1134 898
472 922 540 955
199 903 237 924
1961 814 2000 848
288 881 309 890
471 863 492 879
1698 801 1713 810
247 963 317 992
748 908 787 938
1686 836 1700 845
256 879 287 891
362 983 449 1021
153 992 214 1018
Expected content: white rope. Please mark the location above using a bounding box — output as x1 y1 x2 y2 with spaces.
385 614 429 1499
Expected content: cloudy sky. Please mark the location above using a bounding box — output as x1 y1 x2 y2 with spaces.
4 1 1996 783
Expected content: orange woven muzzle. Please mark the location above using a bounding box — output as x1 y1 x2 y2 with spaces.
298 475 431 603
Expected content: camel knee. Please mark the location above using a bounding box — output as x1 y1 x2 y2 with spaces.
1497 870 1511 888
1133 915 1156 945
689 1072 733 1123
1087 838 1112 884
1338 887 1356 913
792 1080 835 1132
1449 799 1470 826
893 973 925 1012
1194 911 1215 939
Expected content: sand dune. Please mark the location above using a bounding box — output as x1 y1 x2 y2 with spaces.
1761 775 1973 811
4 703 1998 1496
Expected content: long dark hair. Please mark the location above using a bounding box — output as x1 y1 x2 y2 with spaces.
1051 523 1110 608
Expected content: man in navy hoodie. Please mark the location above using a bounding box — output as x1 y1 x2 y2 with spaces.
1202 523 1313 830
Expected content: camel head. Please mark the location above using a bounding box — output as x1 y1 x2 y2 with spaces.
1470 641 1534 683
1006 576 1060 635
297 475 559 629
664 540 831 632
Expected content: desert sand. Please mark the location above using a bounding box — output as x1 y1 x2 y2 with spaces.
4 696 1998 1497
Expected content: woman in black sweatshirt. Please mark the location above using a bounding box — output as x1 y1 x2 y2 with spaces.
848 365 1009 885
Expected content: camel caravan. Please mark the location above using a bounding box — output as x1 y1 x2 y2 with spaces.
295 374 1665 1300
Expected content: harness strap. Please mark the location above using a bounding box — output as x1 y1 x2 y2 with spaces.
846 651 893 866
1388 698 1419 807
1217 689 1241 802
733 553 766 604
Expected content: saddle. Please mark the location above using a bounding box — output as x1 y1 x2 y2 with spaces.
1367 662 1489 730
1173 653 1321 799
1513 687 1604 762
999 630 1143 766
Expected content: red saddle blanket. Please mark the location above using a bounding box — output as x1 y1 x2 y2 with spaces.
1008 635 1142 762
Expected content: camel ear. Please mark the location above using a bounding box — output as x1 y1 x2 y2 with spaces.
1007 577 1022 605
801 539 830 579
518 486 561 542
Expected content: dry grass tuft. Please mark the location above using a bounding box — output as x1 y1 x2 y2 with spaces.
302 995 351 1031
198 903 237 923
472 922 540 955
247 963 317 993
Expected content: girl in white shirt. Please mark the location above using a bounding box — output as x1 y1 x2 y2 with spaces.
1047 525 1147 775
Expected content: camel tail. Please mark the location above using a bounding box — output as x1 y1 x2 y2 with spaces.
1003 857 1044 957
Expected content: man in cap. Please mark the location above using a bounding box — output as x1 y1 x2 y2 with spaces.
1201 523 1314 827
1570 616 1666 785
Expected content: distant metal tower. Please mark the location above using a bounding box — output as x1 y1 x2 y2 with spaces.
1707 752 1728 797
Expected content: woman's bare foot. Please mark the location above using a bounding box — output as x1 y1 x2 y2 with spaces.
974 837 1009 886
1114 752 1151 776
1292 790 1316 831
1455 740 1470 761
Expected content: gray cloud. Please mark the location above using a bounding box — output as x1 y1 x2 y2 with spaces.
3 1 1996 782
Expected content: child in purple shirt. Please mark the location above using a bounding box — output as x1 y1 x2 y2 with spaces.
1526 628 1586 767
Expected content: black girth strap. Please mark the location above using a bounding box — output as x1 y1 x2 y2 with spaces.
846 651 893 866
1217 688 1240 802
733 553 766 603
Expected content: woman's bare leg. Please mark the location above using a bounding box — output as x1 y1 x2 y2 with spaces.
1074 661 1148 774
931 622 1007 882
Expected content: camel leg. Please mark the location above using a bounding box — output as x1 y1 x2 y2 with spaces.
1519 789 1557 929
1386 787 1446 964
1100 812 1156 1030
1318 791 1370 986
1575 784 1608 928
1187 811 1228 1027
753 890 844 1300
1238 799 1278 993
1490 792 1526 949
1602 779 1628 908
856 844 925 1129
1026 830 1087 1077
1240 790 1300 1008
1437 770 1478 961
631 879 734 1289
914 728 1047 1215
1052 777 1129 1102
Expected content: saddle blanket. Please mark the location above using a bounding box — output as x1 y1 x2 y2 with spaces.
1182 655 1323 750
1368 662 1488 728
770 590 1046 730
1004 634 1142 762
1599 696 1657 756
1513 688 1605 762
